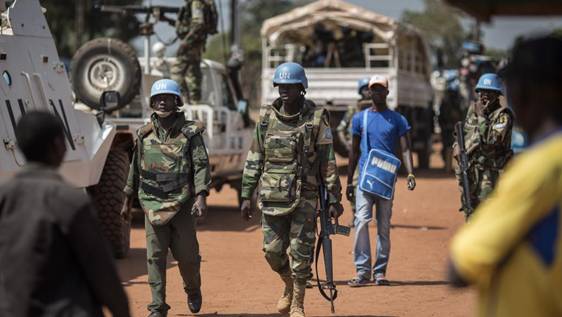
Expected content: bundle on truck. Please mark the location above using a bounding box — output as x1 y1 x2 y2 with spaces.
261 0 434 167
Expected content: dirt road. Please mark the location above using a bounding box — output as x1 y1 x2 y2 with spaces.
117 151 475 317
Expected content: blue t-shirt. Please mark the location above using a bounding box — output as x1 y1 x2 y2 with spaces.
351 109 411 175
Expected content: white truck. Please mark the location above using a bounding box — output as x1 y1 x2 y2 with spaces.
261 0 434 167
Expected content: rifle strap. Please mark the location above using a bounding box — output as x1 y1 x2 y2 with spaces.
314 235 338 302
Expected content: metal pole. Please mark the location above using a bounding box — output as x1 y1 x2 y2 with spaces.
144 35 151 75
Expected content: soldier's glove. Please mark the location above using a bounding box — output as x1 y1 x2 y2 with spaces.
191 194 207 218
407 173 416 191
240 199 253 221
345 184 355 202
328 203 344 219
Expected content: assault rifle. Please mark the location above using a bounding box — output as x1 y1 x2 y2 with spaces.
455 121 473 216
316 183 350 313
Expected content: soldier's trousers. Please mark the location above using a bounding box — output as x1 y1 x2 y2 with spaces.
171 42 203 103
262 198 317 282
455 166 499 216
145 204 201 314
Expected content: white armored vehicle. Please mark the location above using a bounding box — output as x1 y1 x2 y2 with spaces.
0 0 131 257
68 6 254 208
261 0 434 167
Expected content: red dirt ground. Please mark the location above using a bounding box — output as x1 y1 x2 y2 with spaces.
116 147 475 317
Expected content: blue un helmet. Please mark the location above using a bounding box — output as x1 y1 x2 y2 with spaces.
475 73 504 95
150 79 182 106
357 77 370 94
272 62 308 89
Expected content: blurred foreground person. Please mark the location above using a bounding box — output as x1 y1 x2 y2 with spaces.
449 35 562 317
0 111 130 317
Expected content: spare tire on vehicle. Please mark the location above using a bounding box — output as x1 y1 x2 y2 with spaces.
71 38 141 111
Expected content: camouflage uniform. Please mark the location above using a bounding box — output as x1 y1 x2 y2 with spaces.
337 98 370 216
124 112 211 315
454 101 513 217
240 98 341 283
171 0 208 103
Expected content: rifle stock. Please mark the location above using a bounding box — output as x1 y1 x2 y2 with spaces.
455 121 473 216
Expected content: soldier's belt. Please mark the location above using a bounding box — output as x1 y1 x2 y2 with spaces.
141 170 189 182
141 182 189 198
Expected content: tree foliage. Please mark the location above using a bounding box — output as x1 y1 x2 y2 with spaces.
401 0 467 68
42 0 141 59
204 0 310 109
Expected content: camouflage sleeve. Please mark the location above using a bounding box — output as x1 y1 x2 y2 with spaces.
317 114 342 204
183 0 206 44
240 125 264 199
190 133 211 196
123 144 139 196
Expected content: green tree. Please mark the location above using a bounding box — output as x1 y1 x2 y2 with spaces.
401 0 467 68
42 0 141 59
204 0 310 110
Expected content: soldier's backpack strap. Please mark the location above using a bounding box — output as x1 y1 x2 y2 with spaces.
304 107 328 155
135 122 154 160
258 105 273 152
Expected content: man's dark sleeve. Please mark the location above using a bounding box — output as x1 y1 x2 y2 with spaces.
68 203 131 317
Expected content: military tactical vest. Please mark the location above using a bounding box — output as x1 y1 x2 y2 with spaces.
136 119 204 225
463 102 513 169
258 101 325 216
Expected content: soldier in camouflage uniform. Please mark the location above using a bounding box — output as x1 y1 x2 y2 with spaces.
240 62 343 317
453 73 513 219
171 0 212 104
123 79 211 317
337 78 371 226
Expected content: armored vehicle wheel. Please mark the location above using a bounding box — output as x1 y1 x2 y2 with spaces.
71 38 141 112
87 149 131 258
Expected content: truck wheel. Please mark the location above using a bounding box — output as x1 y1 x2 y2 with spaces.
71 38 141 112
87 149 131 258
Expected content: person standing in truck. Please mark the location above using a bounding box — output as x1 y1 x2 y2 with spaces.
171 0 218 104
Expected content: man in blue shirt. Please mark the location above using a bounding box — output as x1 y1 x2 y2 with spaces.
347 75 416 287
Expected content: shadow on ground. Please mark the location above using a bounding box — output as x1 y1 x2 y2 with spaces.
333 279 449 287
188 312 394 317
117 247 179 285
391 223 447 230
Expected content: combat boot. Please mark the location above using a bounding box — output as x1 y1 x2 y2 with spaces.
276 274 293 314
290 280 306 317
